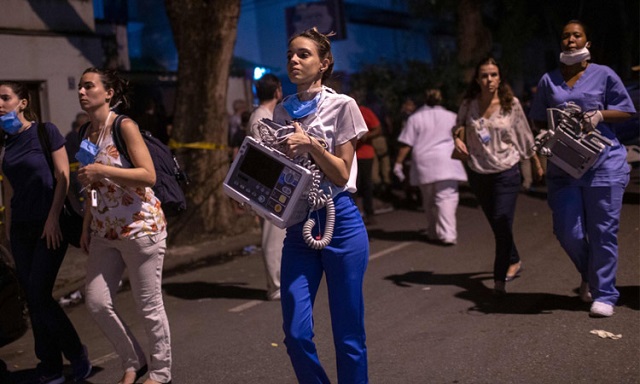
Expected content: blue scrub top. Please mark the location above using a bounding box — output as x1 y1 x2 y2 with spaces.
529 63 636 186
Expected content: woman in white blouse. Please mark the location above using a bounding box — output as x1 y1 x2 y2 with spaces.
453 56 543 295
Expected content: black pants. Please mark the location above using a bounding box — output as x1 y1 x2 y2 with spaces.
466 165 521 282
11 220 83 375
355 157 374 217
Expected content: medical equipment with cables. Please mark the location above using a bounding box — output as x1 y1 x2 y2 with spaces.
532 102 612 179
223 119 335 249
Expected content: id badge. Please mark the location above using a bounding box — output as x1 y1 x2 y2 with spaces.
76 138 99 166
476 119 491 144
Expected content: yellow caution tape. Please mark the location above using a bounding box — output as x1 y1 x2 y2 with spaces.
168 139 227 151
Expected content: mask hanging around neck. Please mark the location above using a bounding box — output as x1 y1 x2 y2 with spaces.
282 92 322 119
0 110 24 135
559 47 591 66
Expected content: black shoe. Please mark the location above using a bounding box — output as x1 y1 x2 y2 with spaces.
71 344 92 381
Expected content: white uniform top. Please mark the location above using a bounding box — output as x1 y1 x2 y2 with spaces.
247 105 273 140
398 105 467 185
273 87 368 198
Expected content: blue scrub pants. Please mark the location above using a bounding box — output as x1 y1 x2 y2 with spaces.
547 178 627 305
466 165 522 282
281 192 369 384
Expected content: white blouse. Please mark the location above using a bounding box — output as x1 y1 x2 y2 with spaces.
456 97 535 174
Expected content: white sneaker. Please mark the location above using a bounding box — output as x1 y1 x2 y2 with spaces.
579 281 593 303
590 301 614 317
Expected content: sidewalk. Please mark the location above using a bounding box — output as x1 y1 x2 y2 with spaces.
53 226 262 300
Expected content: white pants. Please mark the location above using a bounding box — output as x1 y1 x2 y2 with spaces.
261 219 286 300
419 180 460 244
85 232 171 383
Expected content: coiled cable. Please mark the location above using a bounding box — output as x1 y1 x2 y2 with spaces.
257 119 335 250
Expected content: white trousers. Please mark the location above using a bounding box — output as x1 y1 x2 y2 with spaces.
85 232 171 383
261 219 286 300
419 180 460 244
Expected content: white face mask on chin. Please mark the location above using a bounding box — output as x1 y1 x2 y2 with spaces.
559 47 591 66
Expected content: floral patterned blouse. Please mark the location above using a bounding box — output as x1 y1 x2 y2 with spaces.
89 125 166 240
455 97 535 174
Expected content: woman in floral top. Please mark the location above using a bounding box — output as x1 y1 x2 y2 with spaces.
76 67 171 384
453 56 543 295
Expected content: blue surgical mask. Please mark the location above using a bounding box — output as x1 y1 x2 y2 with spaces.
75 138 99 166
282 92 321 119
0 110 24 134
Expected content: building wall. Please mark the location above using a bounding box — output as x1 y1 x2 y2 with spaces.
0 0 102 135
0 0 95 31
235 0 432 94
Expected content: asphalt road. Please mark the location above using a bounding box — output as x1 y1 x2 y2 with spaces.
1 184 639 384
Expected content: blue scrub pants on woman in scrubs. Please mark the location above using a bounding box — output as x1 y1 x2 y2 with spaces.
547 174 628 306
281 192 369 384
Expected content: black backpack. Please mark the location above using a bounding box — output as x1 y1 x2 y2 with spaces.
80 115 188 217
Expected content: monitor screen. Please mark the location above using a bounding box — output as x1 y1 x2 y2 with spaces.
239 146 284 189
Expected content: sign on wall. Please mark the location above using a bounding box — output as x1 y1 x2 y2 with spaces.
285 0 346 40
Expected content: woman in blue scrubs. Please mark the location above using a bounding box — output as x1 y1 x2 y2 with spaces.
272 27 370 383
529 20 636 317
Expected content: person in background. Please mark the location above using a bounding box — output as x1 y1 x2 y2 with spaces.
452 56 543 295
529 20 635 317
368 98 393 200
0 81 91 384
394 89 467 245
247 73 285 301
65 112 89 216
351 90 382 225
393 96 419 205
228 98 249 158
273 27 370 383
135 99 169 145
76 68 171 384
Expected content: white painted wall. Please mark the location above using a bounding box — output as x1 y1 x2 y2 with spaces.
0 0 102 134
0 34 102 134
0 0 95 31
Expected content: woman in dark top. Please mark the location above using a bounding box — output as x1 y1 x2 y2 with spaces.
0 81 91 384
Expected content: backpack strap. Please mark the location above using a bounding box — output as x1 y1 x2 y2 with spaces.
36 122 55 177
111 114 131 163
78 121 91 141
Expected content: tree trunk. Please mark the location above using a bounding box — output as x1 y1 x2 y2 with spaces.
457 0 492 82
164 0 246 245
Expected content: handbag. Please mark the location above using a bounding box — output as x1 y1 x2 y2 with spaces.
451 126 469 161
57 200 83 248
0 248 28 347
36 123 84 248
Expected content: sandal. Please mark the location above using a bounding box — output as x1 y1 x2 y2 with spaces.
117 365 148 384
505 261 522 282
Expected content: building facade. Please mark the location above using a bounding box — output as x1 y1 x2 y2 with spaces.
0 0 105 134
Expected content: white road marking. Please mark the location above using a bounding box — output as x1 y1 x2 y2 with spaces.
228 300 263 312
227 242 414 313
90 352 119 366
369 242 413 261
